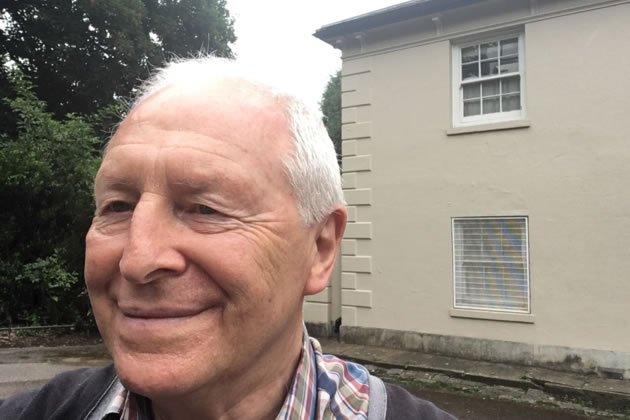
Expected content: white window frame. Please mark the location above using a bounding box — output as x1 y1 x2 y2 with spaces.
452 33 526 127
451 216 531 314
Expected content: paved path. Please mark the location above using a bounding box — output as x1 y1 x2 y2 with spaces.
0 343 628 418
0 345 110 398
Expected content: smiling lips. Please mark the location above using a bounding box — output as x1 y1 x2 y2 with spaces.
120 306 207 320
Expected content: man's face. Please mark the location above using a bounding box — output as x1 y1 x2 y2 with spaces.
85 81 319 397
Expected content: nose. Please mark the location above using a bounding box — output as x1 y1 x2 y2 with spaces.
119 195 186 283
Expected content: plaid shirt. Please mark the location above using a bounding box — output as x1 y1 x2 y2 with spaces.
101 329 370 420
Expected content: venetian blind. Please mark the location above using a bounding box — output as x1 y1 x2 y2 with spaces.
453 217 529 313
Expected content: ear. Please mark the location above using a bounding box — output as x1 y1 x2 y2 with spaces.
303 206 347 296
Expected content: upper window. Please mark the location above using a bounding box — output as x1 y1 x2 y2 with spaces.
452 34 525 127
452 217 530 313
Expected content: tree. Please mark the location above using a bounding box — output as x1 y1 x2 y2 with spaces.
0 69 101 326
0 0 236 120
321 71 341 160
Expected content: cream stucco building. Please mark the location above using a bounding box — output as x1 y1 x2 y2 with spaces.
307 0 630 378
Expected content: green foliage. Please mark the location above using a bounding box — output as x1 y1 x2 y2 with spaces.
146 0 235 58
14 251 80 324
0 69 101 326
0 0 236 119
321 71 341 160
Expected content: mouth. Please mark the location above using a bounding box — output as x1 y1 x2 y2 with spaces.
120 307 206 320
115 302 223 339
116 304 223 332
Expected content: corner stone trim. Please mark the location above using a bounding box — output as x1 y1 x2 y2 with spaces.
342 155 371 172
341 256 372 273
344 189 372 206
340 62 374 327
342 122 372 140
344 222 372 239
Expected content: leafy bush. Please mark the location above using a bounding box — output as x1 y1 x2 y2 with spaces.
0 69 101 327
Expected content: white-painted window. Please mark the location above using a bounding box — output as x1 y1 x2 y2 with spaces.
452 34 525 127
452 217 530 313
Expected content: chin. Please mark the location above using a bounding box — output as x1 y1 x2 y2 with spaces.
114 351 193 398
110 334 226 400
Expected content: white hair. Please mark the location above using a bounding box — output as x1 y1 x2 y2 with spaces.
124 56 344 226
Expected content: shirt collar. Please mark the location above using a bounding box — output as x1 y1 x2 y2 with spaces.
276 326 370 419
98 382 152 420
275 326 319 420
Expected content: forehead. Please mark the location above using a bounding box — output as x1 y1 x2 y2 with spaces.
108 79 293 165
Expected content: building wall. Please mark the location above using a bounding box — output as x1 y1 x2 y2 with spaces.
336 0 630 367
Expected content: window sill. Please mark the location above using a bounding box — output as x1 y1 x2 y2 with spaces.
450 308 535 324
446 119 531 136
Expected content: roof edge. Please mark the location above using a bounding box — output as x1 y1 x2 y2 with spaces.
314 0 488 42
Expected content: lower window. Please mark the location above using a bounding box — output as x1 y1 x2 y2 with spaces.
452 217 530 313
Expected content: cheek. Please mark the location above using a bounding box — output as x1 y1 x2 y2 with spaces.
84 230 124 344
188 229 295 301
84 229 124 291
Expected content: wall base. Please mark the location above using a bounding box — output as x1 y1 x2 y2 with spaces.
340 326 630 379
305 322 335 338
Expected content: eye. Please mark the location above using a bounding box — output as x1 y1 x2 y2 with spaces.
108 201 133 213
193 204 218 215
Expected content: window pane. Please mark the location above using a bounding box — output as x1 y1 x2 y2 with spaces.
457 36 523 120
481 60 498 76
453 218 529 313
502 94 521 111
482 97 500 114
461 45 478 63
500 56 519 74
463 83 480 99
482 80 500 97
501 76 520 94
464 99 481 116
462 63 479 80
500 38 518 57
480 42 498 59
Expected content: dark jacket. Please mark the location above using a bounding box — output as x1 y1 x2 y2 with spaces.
0 365 457 419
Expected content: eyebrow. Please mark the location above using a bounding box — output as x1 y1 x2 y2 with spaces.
95 174 137 190
171 178 212 192
168 168 240 193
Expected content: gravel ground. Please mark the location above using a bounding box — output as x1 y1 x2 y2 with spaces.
0 329 103 348
369 365 630 419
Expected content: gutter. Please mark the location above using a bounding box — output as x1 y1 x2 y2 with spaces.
314 0 488 41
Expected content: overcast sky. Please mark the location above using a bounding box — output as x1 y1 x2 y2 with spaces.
224 0 401 105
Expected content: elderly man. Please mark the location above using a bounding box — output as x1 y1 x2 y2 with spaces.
0 57 456 420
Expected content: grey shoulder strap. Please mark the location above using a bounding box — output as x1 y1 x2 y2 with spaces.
367 374 388 420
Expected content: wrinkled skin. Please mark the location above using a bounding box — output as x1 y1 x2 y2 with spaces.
84 80 345 420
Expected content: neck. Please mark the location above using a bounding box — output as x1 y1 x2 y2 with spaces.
151 322 304 420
